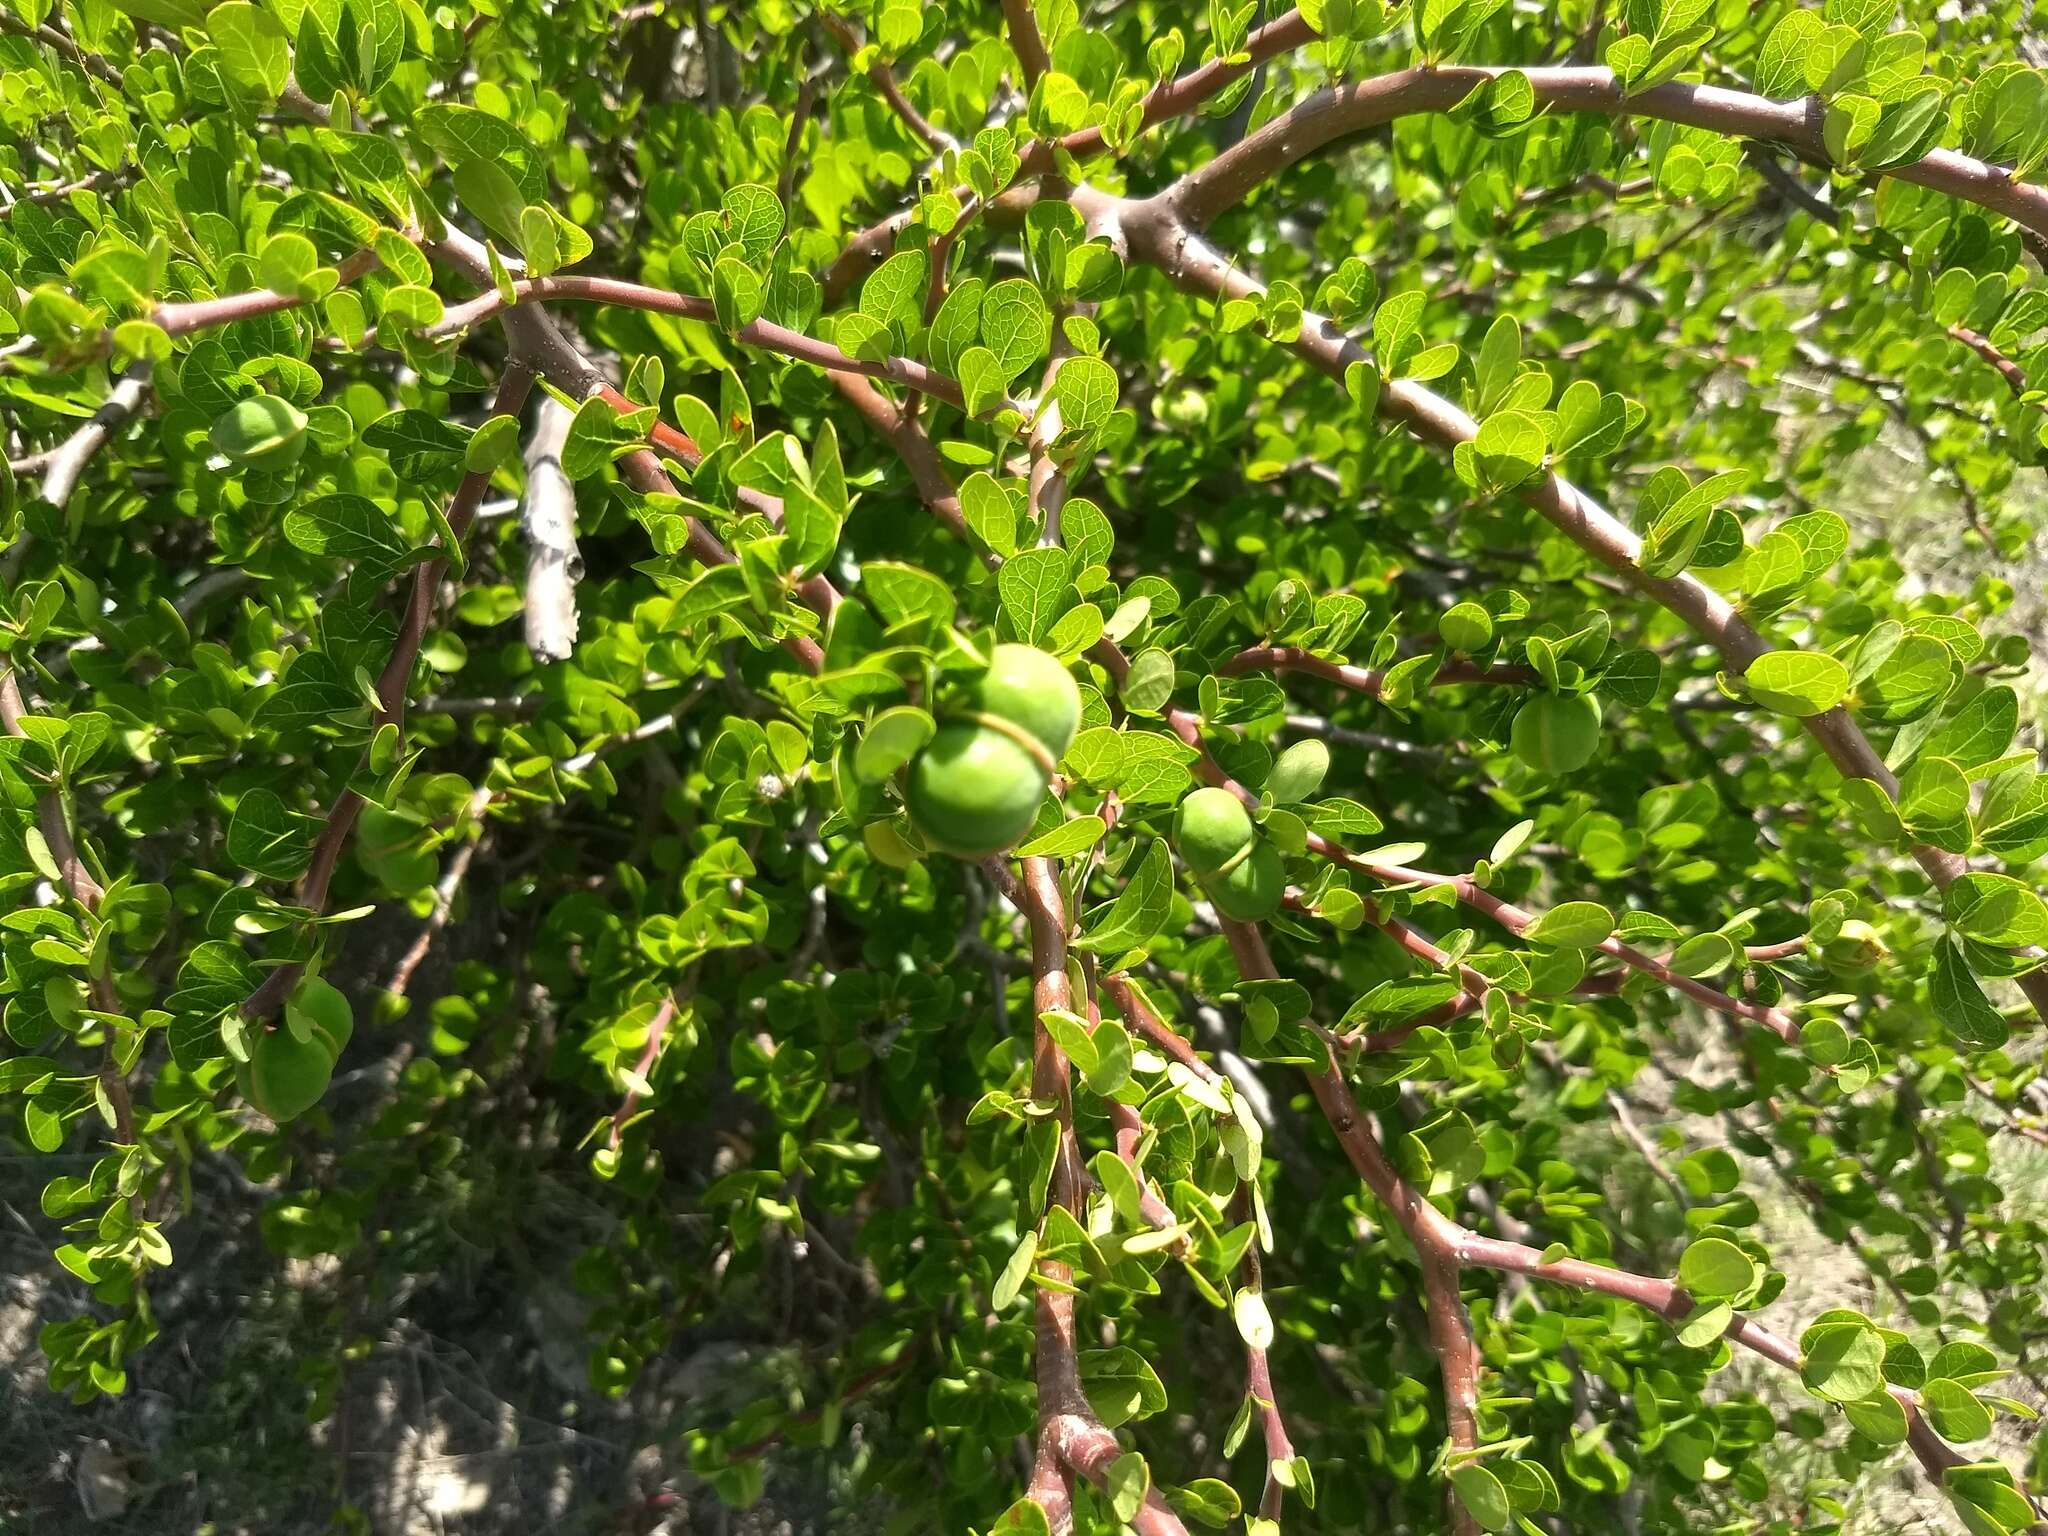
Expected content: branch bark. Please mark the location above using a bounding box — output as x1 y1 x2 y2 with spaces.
1158 65 2048 243
521 394 580 663
1221 918 1481 1536
997 858 1192 1536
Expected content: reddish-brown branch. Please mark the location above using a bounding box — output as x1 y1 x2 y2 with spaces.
383 788 493 999
241 363 537 1022
1080 959 1184 1247
998 0 1051 88
1158 65 2048 241
609 993 680 1150
0 667 136 1161
1234 1187 1297 1522
1230 916 2030 1518
821 14 955 154
151 247 382 339
1221 918 1480 1536
996 860 1191 1536
427 274 981 412
820 9 1312 306
1222 644 1537 693
1949 324 2034 399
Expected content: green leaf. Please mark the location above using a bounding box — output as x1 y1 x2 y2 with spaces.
982 279 1051 381
1015 816 1107 858
1523 901 1614 949
997 547 1075 646
1944 873 2048 947
1080 1346 1168 1428
1920 1379 1994 1444
1052 356 1118 443
854 706 935 784
1103 1454 1151 1524
1801 1320 1886 1403
992 1229 1036 1310
1744 652 1849 716
1449 1464 1512 1532
1232 1287 1274 1351
1679 1237 1757 1301
1073 838 1172 954
562 396 655 480
226 788 317 880
281 494 414 570
1267 740 1329 804
1930 940 2010 1051
207 2 291 99
1842 1390 1909 1446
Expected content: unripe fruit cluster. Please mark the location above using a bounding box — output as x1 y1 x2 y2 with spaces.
237 978 353 1121
209 395 309 471
1174 786 1283 922
904 645 1080 858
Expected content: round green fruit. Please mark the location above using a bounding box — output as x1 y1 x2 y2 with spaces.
209 395 308 470
958 644 1081 763
236 1027 339 1122
903 721 1047 857
864 818 923 869
1821 919 1888 979
1205 839 1284 923
1510 693 1603 775
1173 786 1256 877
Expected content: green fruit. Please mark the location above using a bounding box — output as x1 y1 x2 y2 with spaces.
287 976 354 1058
1821 919 1888 979
1510 693 1603 774
903 721 1047 857
236 1028 339 1121
209 395 308 470
901 645 1076 859
1174 787 1282 921
1174 786 1256 876
959 644 1081 763
1206 839 1284 922
864 818 922 869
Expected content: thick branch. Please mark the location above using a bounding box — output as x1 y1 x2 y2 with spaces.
820 9 1313 305
998 0 1051 89
1161 65 2048 243
996 860 1191 1536
32 363 150 510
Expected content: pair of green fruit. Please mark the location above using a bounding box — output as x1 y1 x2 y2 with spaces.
902 644 1081 857
235 978 354 1121
895 644 1285 921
